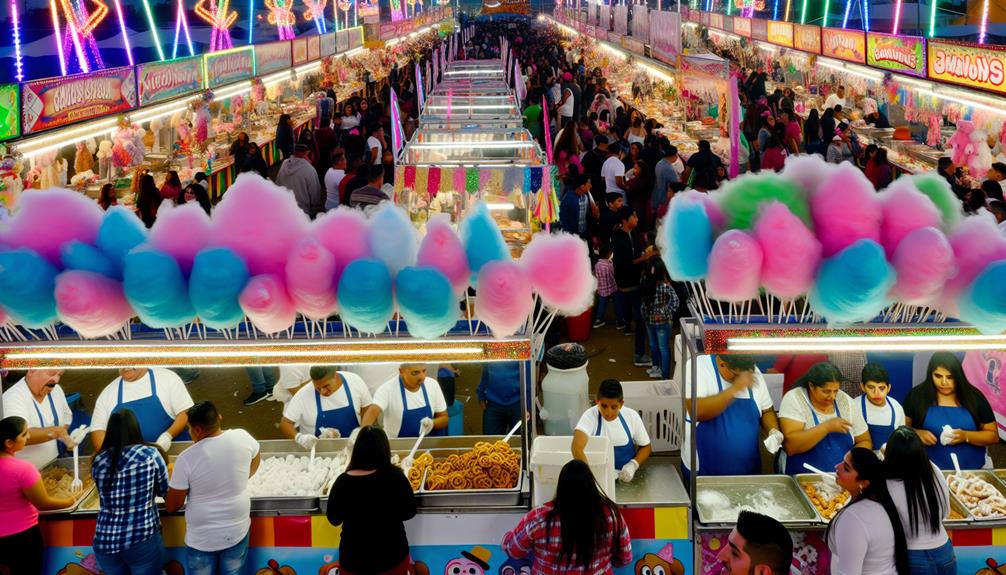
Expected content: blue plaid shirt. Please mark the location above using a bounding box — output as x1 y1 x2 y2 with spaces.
91 445 168 554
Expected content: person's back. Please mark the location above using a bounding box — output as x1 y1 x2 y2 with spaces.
92 444 167 553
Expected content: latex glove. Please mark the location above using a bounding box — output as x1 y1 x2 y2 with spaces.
69 425 90 446
763 428 784 455
319 427 341 439
296 433 318 450
347 427 360 447
618 459 639 483
57 427 75 449
419 417 434 436
155 432 172 452
538 407 551 421
940 424 955 446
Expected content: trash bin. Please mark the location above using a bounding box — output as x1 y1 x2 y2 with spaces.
565 306 593 342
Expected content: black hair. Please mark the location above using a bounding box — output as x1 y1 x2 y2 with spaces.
793 361 844 390
546 459 624 570
992 162 1006 176
698 139 711 151
597 379 623 401
605 192 622 205
368 164 385 183
617 205 635 223
735 510 794 575
347 426 395 472
94 409 147 496
861 363 889 386
187 401 220 430
864 143 878 160
599 243 613 259
642 258 670 304
938 157 953 172
0 416 27 450
884 426 945 537
310 366 338 381
719 355 756 372
914 352 987 428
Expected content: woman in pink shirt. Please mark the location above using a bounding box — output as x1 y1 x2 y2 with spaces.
0 416 78 575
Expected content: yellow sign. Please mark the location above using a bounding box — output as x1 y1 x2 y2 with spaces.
927 39 1006 95
794 24 821 53
767 21 793 47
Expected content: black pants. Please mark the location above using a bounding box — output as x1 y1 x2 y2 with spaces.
0 524 43 575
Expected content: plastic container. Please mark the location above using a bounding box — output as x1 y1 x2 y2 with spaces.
541 344 589 436
565 306 593 342
447 399 465 436
530 435 615 506
621 380 683 452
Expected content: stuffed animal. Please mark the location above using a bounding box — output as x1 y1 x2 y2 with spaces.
74 141 94 174
96 140 113 181
949 120 992 179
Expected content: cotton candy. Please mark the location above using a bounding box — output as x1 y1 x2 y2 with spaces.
61 240 118 278
810 239 895 324
657 194 713 281
706 230 763 302
189 247 250 330
396 267 459 338
417 214 470 295
715 172 810 230
958 260 1006 334
461 202 510 283
810 162 882 257
239 274 297 334
753 201 822 299
337 259 394 334
210 172 310 276
368 202 418 278
55 271 134 338
122 247 195 328
286 237 339 321
779 154 837 197
912 174 962 230
889 227 955 305
0 248 59 328
148 202 212 276
476 260 534 338
940 213 1006 316
676 190 726 230
311 207 372 287
519 232 595 314
878 178 942 258
3 188 105 265
96 206 148 273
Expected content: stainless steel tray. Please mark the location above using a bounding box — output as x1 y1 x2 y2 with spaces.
416 446 524 507
39 457 94 515
945 470 1006 521
793 474 843 523
696 475 820 527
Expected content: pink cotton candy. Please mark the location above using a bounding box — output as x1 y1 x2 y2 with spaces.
878 178 942 258
285 237 339 321
811 162 882 257
210 173 310 276
476 260 534 338
780 154 837 196
677 190 725 231
54 270 134 338
417 214 470 295
519 232 595 314
4 188 105 265
890 227 955 305
754 201 822 299
148 203 212 275
311 207 372 286
706 230 763 302
940 213 1006 316
239 274 297 334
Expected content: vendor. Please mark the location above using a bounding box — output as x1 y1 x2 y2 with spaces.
272 365 312 404
572 379 651 483
823 85 847 111
682 355 780 480
780 362 871 475
361 364 449 438
854 363 905 452
1 370 73 468
90 367 194 452
280 366 372 450
904 352 997 470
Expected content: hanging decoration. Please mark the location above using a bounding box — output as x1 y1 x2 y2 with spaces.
266 0 297 39
196 0 237 50
302 0 329 32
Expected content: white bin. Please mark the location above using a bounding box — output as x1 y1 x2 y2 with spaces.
621 380 683 452
530 435 616 506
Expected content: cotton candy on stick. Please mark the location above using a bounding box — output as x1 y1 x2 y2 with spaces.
657 194 714 281
779 154 837 197
396 267 459 338
889 227 954 305
61 241 118 279
189 248 250 330
149 203 213 276
461 202 510 283
337 259 394 334
0 248 59 328
753 201 822 300
55 271 134 338
715 172 811 230
475 260 534 338
940 214 1006 317
519 232 595 315
912 174 962 231
311 207 372 286
810 162 882 258
706 230 763 303
958 260 1006 334
417 214 470 295
368 202 418 279
878 178 942 258
122 247 195 328
239 274 297 334
96 207 148 275
810 239 895 324
3 188 105 266
285 237 339 321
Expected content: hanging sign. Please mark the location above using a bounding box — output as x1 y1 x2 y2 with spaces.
822 28 866 63
21 66 137 134
927 39 1006 95
709 12 723 29
649 10 682 65
292 38 309 64
321 33 336 56
336 29 350 52
204 46 254 88
632 7 649 42
308 35 321 61
794 23 821 53
255 41 293 75
137 56 204 106
733 16 751 37
767 21 794 47
0 84 20 141
613 5 628 35
752 17 768 41
723 15 733 32
867 33 926 77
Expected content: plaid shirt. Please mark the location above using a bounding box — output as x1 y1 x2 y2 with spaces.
643 283 679 325
91 445 168 554
502 502 632 575
594 259 617 297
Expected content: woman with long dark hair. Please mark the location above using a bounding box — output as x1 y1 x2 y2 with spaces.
276 113 295 160
135 174 162 228
158 170 182 202
90 409 168 575
98 183 118 210
503 459 631 573
177 184 212 215
884 426 956 575
241 142 269 179
904 351 997 470
827 448 909 575
804 109 822 156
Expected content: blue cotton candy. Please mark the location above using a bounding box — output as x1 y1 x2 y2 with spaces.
460 202 510 283
396 266 459 338
0 248 59 328
123 247 195 328
338 258 394 334
958 260 1006 334
61 241 119 279
189 248 250 330
97 207 148 273
658 198 713 281
368 203 418 278
810 239 895 324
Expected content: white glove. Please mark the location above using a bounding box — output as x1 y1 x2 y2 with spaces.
419 417 434 436
155 432 172 452
940 424 955 446
69 425 90 446
538 408 551 420
618 459 639 483
347 427 361 447
763 428 785 455
296 433 318 450
57 427 76 449
319 427 341 439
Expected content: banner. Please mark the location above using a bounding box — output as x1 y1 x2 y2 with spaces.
292 38 309 65
928 39 1006 95
21 67 136 134
622 36 645 55
336 30 350 52
752 17 768 41
308 35 321 61
649 10 682 66
822 28 866 63
613 5 629 35
204 46 254 88
255 41 292 76
794 23 821 53
592 2 601 26
733 16 751 37
867 33 926 77
767 21 794 47
137 57 204 106
723 15 733 32
348 26 364 49
321 33 336 57
700 11 710 25
709 13 723 30
632 6 649 42
0 84 19 141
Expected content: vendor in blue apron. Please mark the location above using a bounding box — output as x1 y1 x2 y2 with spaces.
572 379 651 483
681 355 781 482
904 352 998 470
779 362 872 475
90 367 194 452
361 363 449 439
280 366 373 450
854 363 905 454
1 369 75 468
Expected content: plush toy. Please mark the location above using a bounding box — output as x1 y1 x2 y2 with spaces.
74 141 94 174
96 140 113 181
949 120 992 179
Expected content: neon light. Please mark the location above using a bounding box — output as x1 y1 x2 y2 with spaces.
50 0 68 75
173 0 194 57
800 0 808 22
773 0 779 19
302 0 329 32
248 0 255 41
11 0 24 81
140 0 166 60
112 0 133 65
67 20 89 72
783 0 790 20
841 0 851 27
822 0 830 28
47 0 107 73
196 0 237 50
265 0 296 39
979 0 989 43
861 0 868 31
928 0 936 37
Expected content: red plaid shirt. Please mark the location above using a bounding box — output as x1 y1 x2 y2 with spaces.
595 259 617 297
502 502 632 575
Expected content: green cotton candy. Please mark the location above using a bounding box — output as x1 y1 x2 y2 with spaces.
716 173 811 230
911 173 962 230
465 167 480 194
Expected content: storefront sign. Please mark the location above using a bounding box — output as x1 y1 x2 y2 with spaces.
928 39 1006 95
700 11 710 25
622 36 645 54
320 33 335 57
867 33 925 77
723 15 733 32
21 67 136 134
822 28 866 63
348 26 364 49
767 21 794 47
255 41 292 75
336 30 350 52
649 10 682 65
632 6 649 42
733 16 751 37
308 35 321 61
709 12 723 30
292 38 309 65
794 23 821 53
137 57 204 106
751 17 768 41
613 5 628 35
0 84 20 141
204 46 254 88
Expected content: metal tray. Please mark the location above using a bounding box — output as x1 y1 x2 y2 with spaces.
695 475 820 527
73 488 167 515
944 470 1006 521
39 458 94 515
793 474 844 523
416 446 524 507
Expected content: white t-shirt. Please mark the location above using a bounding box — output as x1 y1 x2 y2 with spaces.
2 380 72 469
828 499 898 575
887 462 951 550
855 396 905 441
345 364 402 395
779 388 868 437
282 372 372 437
823 93 847 111
575 405 650 450
558 87 575 117
272 366 311 403
91 368 194 433
367 136 383 165
342 114 361 131
371 377 447 438
168 429 260 552
601 156 626 197
324 168 345 208
681 356 774 472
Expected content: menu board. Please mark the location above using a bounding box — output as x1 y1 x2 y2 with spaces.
794 24 821 53
21 67 136 134
822 28 866 63
767 21 794 47
928 39 1006 95
137 56 204 106
867 33 926 77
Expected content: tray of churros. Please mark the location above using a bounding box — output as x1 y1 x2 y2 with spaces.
408 441 524 507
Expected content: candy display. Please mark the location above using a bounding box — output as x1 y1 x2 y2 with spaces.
423 441 520 491
947 473 1006 519
41 466 91 501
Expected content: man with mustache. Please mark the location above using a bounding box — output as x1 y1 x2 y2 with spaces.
2 369 74 468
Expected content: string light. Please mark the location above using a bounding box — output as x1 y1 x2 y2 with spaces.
11 0 24 81
195 0 237 51
112 0 133 65
50 0 68 76
978 0 989 43
140 0 166 60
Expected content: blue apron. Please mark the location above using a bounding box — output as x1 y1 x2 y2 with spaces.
921 405 986 470
861 395 896 449
692 355 763 477
314 373 359 438
112 369 189 443
32 392 67 458
397 378 447 438
594 411 637 471
784 390 854 475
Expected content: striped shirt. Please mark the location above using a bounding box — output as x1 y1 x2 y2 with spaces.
91 445 168 554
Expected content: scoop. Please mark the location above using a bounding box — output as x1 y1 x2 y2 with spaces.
502 419 522 443
951 452 962 475
71 444 83 494
803 462 840 489
401 426 429 470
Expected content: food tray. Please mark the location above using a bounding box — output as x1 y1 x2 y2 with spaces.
416 446 524 508
944 470 1006 521
794 474 847 523
695 475 820 527
39 458 94 515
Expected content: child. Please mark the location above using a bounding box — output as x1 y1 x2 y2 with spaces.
593 244 618 328
856 363 905 452
641 259 678 379
571 379 652 483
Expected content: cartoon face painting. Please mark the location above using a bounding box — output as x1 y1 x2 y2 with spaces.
446 546 492 575
318 560 340 575
635 544 686 575
498 557 532 575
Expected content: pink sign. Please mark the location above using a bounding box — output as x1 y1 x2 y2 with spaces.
137 56 204 106
649 10 682 65
21 67 137 134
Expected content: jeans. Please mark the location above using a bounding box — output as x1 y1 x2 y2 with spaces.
246 367 278 394
483 401 522 435
906 540 957 575
186 532 250 575
95 532 165 575
616 289 647 358
594 295 614 323
647 323 672 378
